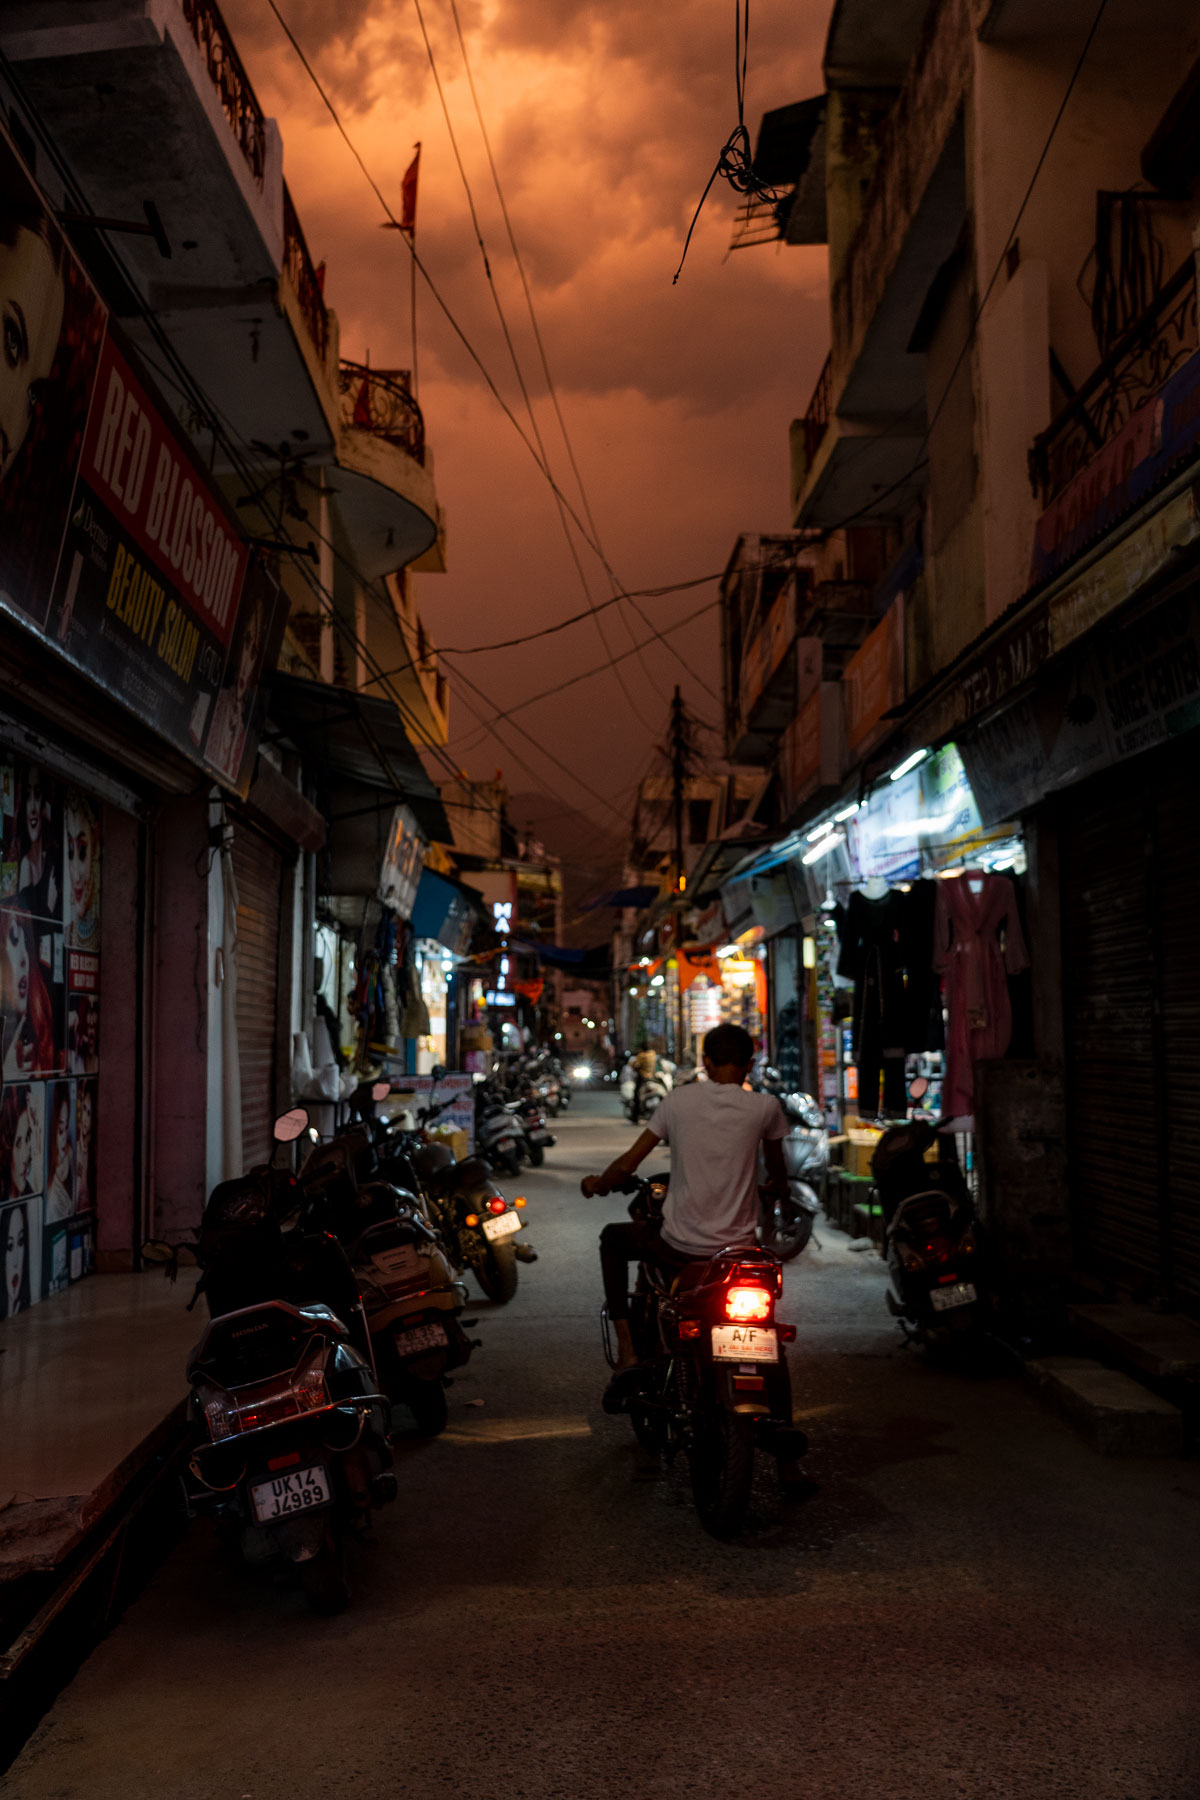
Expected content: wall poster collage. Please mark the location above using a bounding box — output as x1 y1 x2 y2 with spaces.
0 752 100 1319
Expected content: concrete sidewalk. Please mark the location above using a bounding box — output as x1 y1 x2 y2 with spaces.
0 1272 199 1578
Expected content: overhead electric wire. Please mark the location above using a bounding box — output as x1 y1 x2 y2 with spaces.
265 0 719 716
445 0 661 702
408 0 649 720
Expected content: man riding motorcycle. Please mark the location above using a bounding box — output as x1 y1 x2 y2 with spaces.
629 1044 658 1123
582 1023 790 1412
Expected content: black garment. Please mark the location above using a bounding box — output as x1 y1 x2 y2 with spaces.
775 997 802 1090
599 1218 696 1320
836 882 942 1119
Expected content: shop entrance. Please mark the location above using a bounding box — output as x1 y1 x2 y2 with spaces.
1060 734 1200 1307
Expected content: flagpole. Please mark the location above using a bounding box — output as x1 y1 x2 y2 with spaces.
410 228 418 399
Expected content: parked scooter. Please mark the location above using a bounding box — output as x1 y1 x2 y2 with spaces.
148 1122 396 1614
294 1109 477 1436
757 1069 828 1260
871 1116 986 1352
475 1075 536 1176
591 1174 806 1539
510 1091 557 1166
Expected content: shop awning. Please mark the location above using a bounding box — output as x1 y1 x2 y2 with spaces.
266 671 451 842
410 866 486 957
579 884 660 911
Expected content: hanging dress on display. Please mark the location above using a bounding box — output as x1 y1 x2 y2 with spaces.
933 871 1029 1120
836 882 942 1117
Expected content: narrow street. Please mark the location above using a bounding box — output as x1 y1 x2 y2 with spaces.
5 1094 1198 1800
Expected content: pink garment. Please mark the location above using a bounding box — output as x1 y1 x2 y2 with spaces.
933 872 1029 1118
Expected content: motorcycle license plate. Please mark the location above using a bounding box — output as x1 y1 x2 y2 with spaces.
250 1464 331 1523
930 1280 977 1312
395 1321 447 1355
482 1210 522 1242
711 1325 778 1362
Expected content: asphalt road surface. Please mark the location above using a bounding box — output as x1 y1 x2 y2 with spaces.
5 1093 1199 1799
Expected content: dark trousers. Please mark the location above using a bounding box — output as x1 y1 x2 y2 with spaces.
599 1218 694 1321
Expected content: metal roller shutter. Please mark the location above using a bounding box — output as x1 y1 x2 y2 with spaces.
232 822 284 1172
1062 759 1161 1289
1062 736 1200 1305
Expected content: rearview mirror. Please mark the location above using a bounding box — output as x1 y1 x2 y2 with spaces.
371 1080 390 1103
274 1107 310 1143
430 1062 447 1081
908 1076 930 1101
141 1239 175 1265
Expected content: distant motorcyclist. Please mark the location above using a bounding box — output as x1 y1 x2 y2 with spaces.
582 1023 789 1407
629 1044 658 1123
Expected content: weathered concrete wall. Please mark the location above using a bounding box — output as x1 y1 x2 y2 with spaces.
831 0 973 399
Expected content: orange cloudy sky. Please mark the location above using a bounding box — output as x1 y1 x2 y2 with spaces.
223 0 832 851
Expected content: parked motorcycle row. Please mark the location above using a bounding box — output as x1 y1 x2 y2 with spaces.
144 1065 562 1615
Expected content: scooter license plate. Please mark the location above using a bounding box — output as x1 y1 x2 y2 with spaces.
711 1325 778 1362
482 1211 522 1242
395 1321 447 1355
930 1280 977 1312
250 1464 331 1523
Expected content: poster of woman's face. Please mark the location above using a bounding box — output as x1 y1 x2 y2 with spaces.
0 133 107 633
0 1080 43 1204
67 990 98 1075
2 903 64 1078
64 786 100 949
44 1077 74 1223
74 1076 96 1214
11 761 62 922
1 1195 41 1319
44 1220 68 1298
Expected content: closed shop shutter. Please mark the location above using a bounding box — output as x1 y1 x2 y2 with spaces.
1061 736 1200 1304
1153 741 1200 1301
231 821 284 1172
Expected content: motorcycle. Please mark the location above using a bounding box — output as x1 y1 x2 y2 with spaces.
595 1175 807 1539
510 1092 557 1167
871 1117 986 1352
475 1076 534 1177
757 1070 828 1261
374 1092 534 1305
295 1117 477 1437
619 1057 673 1124
148 1124 396 1614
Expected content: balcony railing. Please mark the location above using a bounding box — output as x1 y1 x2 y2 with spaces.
181 0 266 184
1029 258 1198 506
338 361 426 465
283 184 330 364
802 352 833 470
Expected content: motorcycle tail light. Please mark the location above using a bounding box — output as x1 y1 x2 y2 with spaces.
922 1236 952 1264
514 1197 527 1209
724 1285 773 1324
488 1197 507 1216
678 1319 701 1339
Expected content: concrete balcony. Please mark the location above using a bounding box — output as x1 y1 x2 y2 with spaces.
334 364 439 576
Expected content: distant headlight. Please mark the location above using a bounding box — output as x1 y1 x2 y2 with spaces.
571 1065 591 1081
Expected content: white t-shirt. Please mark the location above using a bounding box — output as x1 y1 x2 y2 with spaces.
648 1082 789 1256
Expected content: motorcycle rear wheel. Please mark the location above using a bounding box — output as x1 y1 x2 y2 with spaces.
688 1412 756 1540
475 1240 518 1303
760 1186 818 1261
299 1522 350 1615
406 1379 449 1437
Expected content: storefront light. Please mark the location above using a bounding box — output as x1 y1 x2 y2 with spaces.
629 985 639 995
805 818 836 843
889 748 928 782
834 801 860 823
650 974 665 988
715 943 740 958
801 830 845 866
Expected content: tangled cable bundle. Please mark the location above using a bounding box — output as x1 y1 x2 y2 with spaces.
673 2 780 283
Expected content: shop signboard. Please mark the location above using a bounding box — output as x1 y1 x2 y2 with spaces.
782 682 843 814
1 752 101 1316
0 125 282 794
381 1071 476 1154
740 585 794 720
1031 346 1200 587
378 805 426 918
959 577 1200 824
843 601 904 755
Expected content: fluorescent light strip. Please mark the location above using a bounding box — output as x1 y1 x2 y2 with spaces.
889 748 928 782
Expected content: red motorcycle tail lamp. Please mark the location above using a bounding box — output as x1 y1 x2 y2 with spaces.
724 1284 774 1324
487 1197 507 1215
922 1236 952 1263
